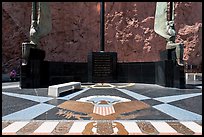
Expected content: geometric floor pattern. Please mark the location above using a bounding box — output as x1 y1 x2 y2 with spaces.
2 120 202 135
2 82 202 135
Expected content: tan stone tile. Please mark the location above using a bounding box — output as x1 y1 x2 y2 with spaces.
2 121 13 130
167 122 194 135
16 121 43 135
51 121 74 135
137 122 159 135
95 122 114 135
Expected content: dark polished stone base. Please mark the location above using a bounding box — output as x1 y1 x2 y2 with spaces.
158 49 185 88
88 52 117 83
45 61 87 85
21 61 88 88
20 48 45 88
160 49 176 61
20 50 185 89
117 62 155 83
155 60 185 88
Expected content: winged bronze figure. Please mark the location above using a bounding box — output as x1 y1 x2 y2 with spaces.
30 2 52 45
154 2 184 66
22 2 52 65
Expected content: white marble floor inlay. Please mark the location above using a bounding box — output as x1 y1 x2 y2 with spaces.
68 121 91 134
2 92 53 103
116 88 150 100
150 121 177 133
33 121 59 133
2 121 29 133
153 93 202 103
153 104 202 121
116 121 142 134
2 103 55 120
180 122 202 133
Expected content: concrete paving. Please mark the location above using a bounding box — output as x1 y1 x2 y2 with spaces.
2 79 202 135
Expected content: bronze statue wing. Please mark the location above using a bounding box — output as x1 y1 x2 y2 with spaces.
154 2 171 39
29 2 52 45
37 2 52 37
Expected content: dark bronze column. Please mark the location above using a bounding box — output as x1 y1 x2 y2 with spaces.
100 2 105 52
169 2 173 21
32 2 37 21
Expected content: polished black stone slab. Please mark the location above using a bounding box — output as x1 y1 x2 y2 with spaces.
20 48 45 88
155 60 174 87
21 60 88 88
2 94 38 116
33 107 67 120
141 99 163 106
160 49 176 61
121 107 177 120
70 88 136 101
117 62 155 84
88 52 117 83
155 60 185 88
28 47 45 60
20 48 185 89
173 64 185 88
21 60 185 89
46 62 88 85
169 95 202 115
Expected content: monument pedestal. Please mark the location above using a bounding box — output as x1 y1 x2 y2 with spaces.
88 52 117 83
20 46 46 88
155 50 185 88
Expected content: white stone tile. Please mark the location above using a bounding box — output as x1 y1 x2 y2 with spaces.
2 121 29 133
116 121 142 133
2 103 55 120
153 104 202 121
33 121 59 133
150 121 177 133
116 88 150 100
180 121 202 133
68 121 91 134
153 93 202 103
2 92 53 103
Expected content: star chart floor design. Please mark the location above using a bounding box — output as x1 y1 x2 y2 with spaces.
2 82 202 121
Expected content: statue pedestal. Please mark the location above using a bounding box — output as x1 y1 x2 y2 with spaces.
160 49 176 61
20 44 46 88
155 50 185 88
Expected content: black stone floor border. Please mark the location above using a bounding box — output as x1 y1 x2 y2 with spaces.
70 88 137 101
123 86 201 98
2 94 39 116
168 95 202 115
33 107 68 120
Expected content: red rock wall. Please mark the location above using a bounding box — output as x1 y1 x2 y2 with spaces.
2 2 202 73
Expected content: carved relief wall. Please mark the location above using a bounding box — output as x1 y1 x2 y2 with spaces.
2 2 202 73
